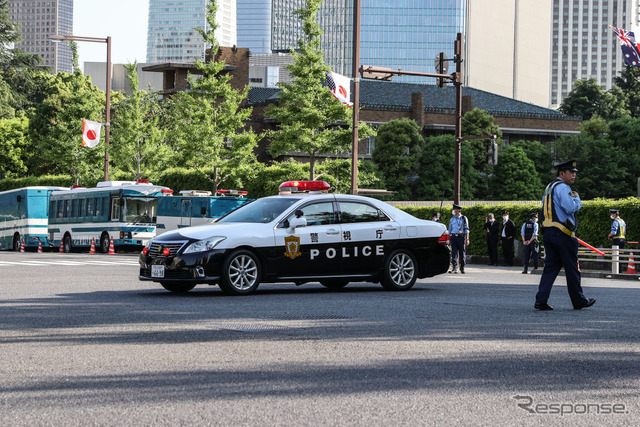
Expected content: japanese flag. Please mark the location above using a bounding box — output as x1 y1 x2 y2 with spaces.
82 119 102 148
326 71 352 107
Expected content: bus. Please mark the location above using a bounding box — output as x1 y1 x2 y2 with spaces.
48 180 173 253
0 186 66 251
155 190 252 235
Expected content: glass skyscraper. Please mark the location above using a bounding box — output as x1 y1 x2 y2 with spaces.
270 0 465 81
237 0 271 54
147 0 208 63
9 0 73 73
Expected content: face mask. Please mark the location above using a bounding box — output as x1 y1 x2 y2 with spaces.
452 210 456 215
533 218 538 223
611 215 616 220
503 216 508 221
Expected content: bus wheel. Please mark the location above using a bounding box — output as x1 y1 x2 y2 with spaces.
161 282 196 293
12 234 20 251
63 234 72 253
100 233 110 253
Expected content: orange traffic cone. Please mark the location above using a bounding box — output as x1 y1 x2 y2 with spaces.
108 236 116 254
89 237 96 254
59 238 64 253
20 240 25 253
37 239 43 253
626 251 636 274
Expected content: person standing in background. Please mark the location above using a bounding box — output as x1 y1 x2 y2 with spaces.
521 212 539 274
501 210 516 266
608 209 626 250
484 213 499 265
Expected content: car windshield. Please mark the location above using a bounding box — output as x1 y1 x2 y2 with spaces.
217 197 300 223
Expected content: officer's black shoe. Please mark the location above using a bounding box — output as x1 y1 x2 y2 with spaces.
574 298 596 310
460 268 465 274
534 303 554 311
522 269 528 274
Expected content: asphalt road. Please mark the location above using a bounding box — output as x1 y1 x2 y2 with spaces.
0 251 638 425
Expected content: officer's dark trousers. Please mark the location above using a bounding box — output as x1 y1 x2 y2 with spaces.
523 242 539 268
450 235 466 269
535 227 587 307
613 238 626 250
487 235 498 265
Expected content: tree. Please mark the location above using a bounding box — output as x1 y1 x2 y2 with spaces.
27 70 118 184
493 146 542 200
511 140 553 187
461 108 502 199
163 0 259 193
559 78 624 121
371 118 423 200
0 114 29 177
416 135 478 200
111 63 171 180
612 66 640 118
266 0 373 181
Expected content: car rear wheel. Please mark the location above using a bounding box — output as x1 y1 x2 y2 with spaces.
381 249 417 291
320 279 349 290
161 282 196 293
219 249 261 295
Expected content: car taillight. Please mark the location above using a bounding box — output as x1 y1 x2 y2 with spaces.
438 232 449 245
142 247 149 256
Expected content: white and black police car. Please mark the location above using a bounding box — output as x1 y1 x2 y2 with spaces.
139 181 450 295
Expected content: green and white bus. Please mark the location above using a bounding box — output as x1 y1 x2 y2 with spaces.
0 186 66 250
48 180 173 253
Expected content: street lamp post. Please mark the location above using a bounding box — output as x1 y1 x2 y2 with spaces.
50 34 112 181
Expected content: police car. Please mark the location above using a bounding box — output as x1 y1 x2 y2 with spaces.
139 181 450 295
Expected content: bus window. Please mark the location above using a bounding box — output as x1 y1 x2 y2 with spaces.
124 197 156 224
87 198 93 217
64 200 71 218
78 198 85 217
111 198 121 221
95 197 103 217
71 199 78 218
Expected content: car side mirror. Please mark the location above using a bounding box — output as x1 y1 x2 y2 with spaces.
289 216 307 230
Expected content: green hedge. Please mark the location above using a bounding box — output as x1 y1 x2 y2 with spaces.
397 197 640 255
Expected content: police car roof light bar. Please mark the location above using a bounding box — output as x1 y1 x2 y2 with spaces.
160 188 174 195
279 181 331 194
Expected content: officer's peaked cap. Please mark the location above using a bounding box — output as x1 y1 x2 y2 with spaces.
555 159 578 172
529 212 538 217
609 209 620 214
452 203 462 210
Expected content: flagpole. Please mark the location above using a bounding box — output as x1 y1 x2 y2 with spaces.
350 0 361 195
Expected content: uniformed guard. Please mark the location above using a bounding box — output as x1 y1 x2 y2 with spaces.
534 160 596 310
448 203 469 274
608 209 626 250
521 212 539 274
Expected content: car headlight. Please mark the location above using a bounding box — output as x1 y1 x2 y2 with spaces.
182 236 226 254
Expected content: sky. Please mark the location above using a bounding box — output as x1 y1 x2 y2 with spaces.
73 0 149 65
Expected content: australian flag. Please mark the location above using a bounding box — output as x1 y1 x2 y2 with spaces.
613 27 640 67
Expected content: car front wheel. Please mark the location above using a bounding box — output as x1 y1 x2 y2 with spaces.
219 250 261 295
381 249 417 291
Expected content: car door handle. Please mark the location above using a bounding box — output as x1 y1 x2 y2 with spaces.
326 228 340 235
384 225 398 232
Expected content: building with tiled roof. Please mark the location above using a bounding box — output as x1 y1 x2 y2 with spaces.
247 80 581 162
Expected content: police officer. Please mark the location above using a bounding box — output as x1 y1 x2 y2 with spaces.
608 209 626 250
521 212 539 274
534 160 596 311
448 203 469 274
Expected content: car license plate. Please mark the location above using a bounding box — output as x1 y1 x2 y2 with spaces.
151 265 165 278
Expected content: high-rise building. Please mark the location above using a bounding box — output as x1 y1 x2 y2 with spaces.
8 0 73 73
146 0 236 64
549 0 640 108
237 0 271 54
270 0 465 83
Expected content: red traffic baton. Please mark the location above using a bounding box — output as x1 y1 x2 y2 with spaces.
576 238 605 256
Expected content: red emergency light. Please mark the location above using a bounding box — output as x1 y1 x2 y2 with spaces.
160 188 173 195
217 189 248 196
278 181 331 194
